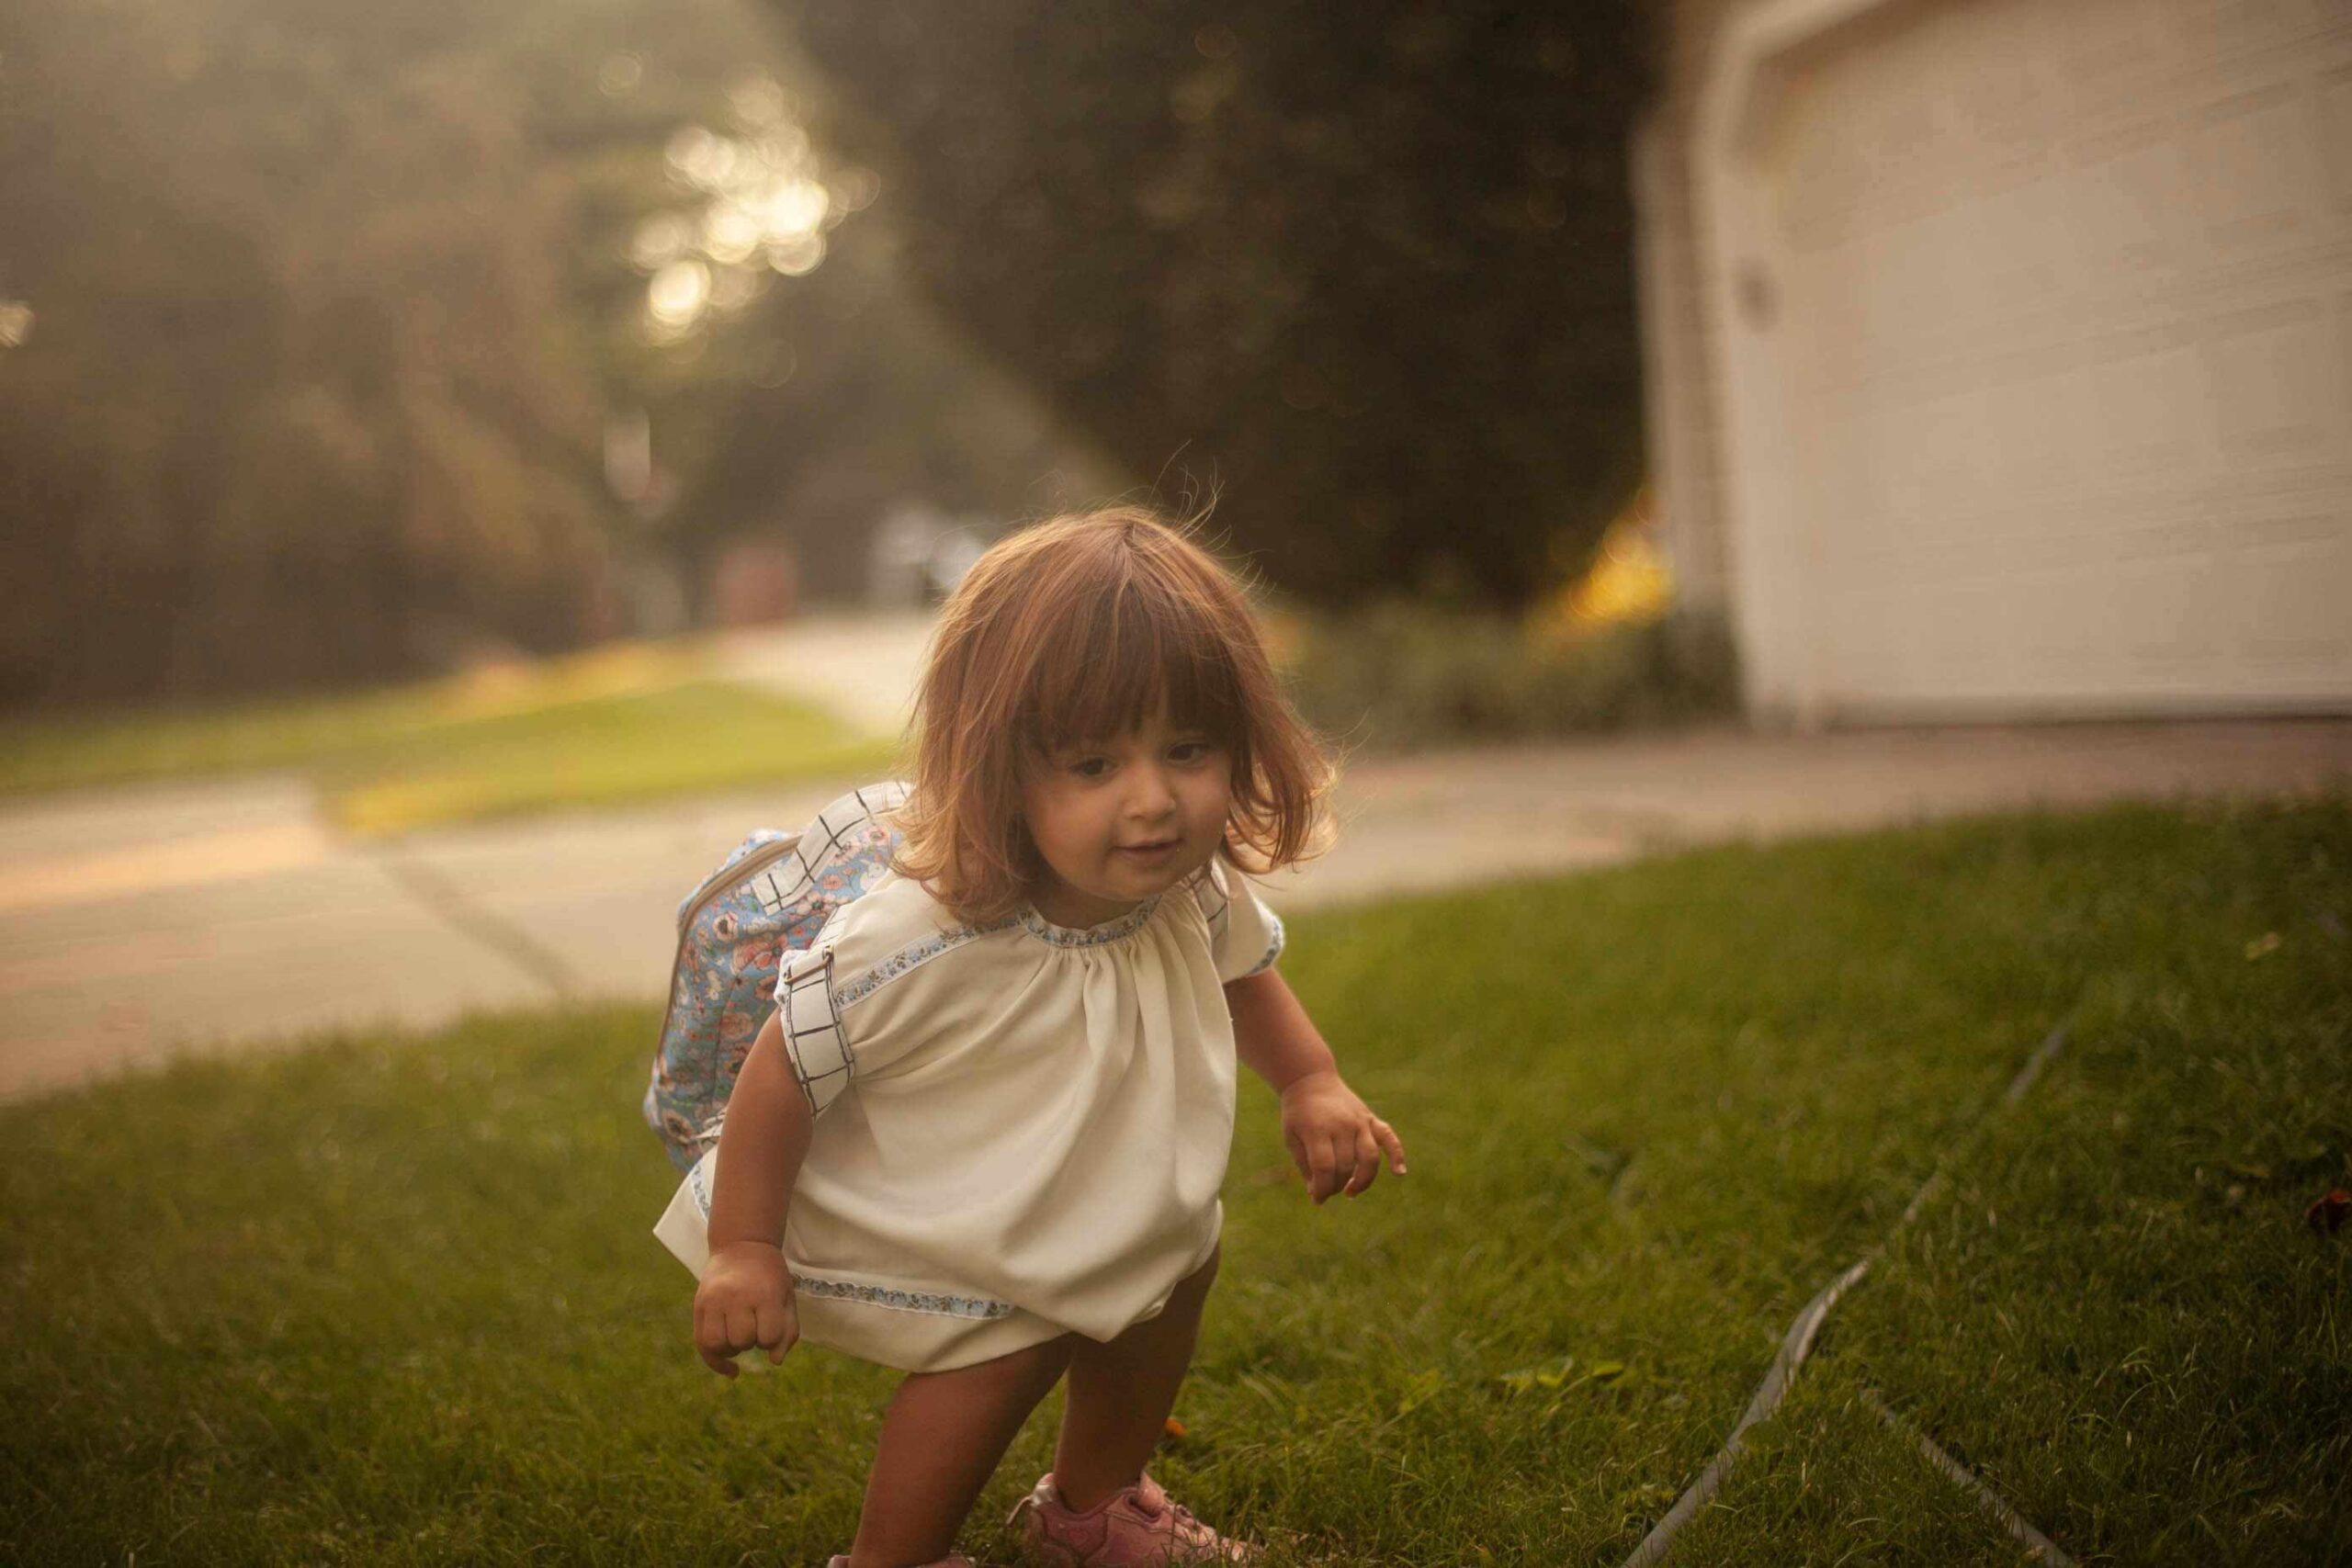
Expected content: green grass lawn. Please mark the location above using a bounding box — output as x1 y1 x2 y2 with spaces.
0 641 898 835
2 801 2346 1565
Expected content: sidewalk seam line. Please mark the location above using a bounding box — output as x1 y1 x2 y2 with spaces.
369 848 580 1000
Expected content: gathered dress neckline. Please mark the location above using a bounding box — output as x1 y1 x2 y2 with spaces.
1015 890 1165 947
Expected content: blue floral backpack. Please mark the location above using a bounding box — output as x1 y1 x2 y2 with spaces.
642 780 910 1172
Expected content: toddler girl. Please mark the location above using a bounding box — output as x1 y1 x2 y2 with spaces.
678 507 1406 1567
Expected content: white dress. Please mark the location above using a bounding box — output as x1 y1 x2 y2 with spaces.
654 852 1284 1372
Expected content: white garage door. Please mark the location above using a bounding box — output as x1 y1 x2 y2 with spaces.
1756 0 2352 716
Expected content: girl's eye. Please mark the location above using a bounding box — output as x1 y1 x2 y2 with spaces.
1057 739 1218 775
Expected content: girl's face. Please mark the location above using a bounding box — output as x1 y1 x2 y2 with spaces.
1019 700 1234 931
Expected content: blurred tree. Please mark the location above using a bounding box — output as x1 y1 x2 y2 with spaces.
0 0 816 706
0 0 1133 705
0 0 630 704
782 1 1654 606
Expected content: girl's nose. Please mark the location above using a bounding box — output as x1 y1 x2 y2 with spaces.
1126 761 1178 818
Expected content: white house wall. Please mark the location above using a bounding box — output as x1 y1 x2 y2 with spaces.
1668 0 2352 722
1634 110 1733 610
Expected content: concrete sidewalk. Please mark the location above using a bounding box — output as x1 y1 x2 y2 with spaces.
713 609 936 735
3 718 2346 1104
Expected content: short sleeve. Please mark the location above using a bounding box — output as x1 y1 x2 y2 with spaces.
771 889 950 1117
771 943 859 1118
1201 859 1285 984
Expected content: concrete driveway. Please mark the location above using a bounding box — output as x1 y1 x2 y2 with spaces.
5 699 2346 1106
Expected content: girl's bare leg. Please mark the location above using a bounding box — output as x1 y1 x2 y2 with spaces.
848 1333 1077 1568
1049 1243 1222 1511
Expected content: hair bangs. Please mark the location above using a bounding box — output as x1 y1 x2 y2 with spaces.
1018 567 1244 757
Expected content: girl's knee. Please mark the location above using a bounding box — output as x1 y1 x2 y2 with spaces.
1002 1332 1079 1392
900 1335 1073 1415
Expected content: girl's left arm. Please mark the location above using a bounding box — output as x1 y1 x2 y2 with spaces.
1226 968 1407 1204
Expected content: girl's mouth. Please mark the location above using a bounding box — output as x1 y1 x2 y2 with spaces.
1116 839 1180 860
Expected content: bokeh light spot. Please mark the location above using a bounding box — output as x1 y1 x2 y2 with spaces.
598 53 643 96
648 260 712 327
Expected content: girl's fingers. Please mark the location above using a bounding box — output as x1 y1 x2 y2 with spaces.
725 1305 758 1361
1306 1132 1338 1202
1344 1124 1382 1196
694 1304 740 1377
755 1298 793 1356
773 1303 799 1364
1321 1132 1351 1203
1373 1117 1408 1174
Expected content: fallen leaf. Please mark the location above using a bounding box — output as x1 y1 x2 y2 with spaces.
1394 1368 1445 1417
2305 1189 2348 1235
1497 1355 1574 1395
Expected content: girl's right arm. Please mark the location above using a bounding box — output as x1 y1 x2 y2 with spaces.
694 1009 813 1376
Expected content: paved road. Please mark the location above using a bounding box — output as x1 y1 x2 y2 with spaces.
714 609 936 735
3 626 2346 1105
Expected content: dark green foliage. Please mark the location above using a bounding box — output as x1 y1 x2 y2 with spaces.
2 0 589 704
785 2 1655 606
0 0 781 709
1288 604 1739 750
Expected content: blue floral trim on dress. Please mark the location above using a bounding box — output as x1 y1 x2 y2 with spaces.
684 1160 1016 1319
1192 861 1281 977
822 881 1169 1012
1243 909 1284 977
788 1273 1017 1320
1018 891 1163 946
831 915 1019 1011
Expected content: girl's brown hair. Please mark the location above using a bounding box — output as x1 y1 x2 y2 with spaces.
890 505 1335 925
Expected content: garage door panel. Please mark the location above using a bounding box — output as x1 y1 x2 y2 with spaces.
1977 178 2080 310
2203 300 2349 463
2188 83 2327 253
1753 0 2352 715
2009 569 2118 684
2323 66 2352 211
2085 341 2216 483
2052 0 2170 109
2231 529 2352 661
2065 119 2194 275
1980 363 2091 500
2170 0 2324 57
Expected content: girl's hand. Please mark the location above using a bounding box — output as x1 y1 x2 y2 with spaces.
1278 1070 1407 1204
694 1241 800 1377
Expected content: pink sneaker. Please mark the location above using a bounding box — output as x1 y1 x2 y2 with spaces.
1005 1471 1261 1565
825 1555 974 1567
